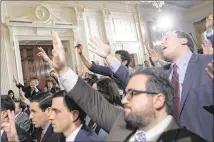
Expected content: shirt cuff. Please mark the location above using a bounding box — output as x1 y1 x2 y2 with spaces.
58 68 78 93
109 57 121 73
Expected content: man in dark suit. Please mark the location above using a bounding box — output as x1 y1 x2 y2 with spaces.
37 32 206 141
88 30 213 141
29 92 61 142
160 30 213 141
49 91 100 141
1 95 33 142
75 44 130 89
14 99 31 133
14 77 40 99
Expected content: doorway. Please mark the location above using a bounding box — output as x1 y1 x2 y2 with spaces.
19 43 53 90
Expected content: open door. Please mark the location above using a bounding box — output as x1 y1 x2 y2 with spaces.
20 45 53 90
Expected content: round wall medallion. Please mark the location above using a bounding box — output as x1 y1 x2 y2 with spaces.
35 5 51 22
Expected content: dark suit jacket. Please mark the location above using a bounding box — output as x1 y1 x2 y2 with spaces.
1 124 33 142
67 78 205 141
16 83 40 99
89 61 128 89
162 54 213 141
32 125 61 142
58 124 100 142
15 112 31 133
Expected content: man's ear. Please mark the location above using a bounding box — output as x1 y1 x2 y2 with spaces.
181 38 188 45
122 60 128 66
153 93 165 110
45 107 52 116
70 111 79 122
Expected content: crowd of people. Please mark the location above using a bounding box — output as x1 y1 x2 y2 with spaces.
1 16 214 142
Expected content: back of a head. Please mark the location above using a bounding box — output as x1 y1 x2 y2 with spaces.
175 30 194 53
96 78 122 106
14 98 27 111
54 91 86 123
30 92 53 111
85 74 98 86
1 95 15 111
129 67 173 115
115 50 131 67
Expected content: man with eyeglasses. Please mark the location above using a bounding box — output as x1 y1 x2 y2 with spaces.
38 32 205 142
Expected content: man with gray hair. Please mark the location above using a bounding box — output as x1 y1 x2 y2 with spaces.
38 31 206 141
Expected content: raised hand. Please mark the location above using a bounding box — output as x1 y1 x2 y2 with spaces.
75 65 84 77
51 31 68 76
202 40 213 55
13 75 18 84
1 110 19 142
205 60 214 80
75 44 83 55
88 37 111 58
144 41 160 62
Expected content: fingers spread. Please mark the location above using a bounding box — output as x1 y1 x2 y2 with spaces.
88 42 97 49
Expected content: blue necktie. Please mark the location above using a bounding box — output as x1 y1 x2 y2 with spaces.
135 131 147 142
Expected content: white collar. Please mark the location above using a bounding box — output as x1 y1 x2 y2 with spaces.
1 130 4 136
66 124 83 142
15 112 22 119
42 123 50 134
170 51 192 69
135 115 173 141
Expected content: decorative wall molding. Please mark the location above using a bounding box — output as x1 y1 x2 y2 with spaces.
75 6 85 19
102 10 111 21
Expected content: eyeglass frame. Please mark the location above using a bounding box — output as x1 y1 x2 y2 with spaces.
124 89 158 100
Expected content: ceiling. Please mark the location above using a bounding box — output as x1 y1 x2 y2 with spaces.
165 1 204 9
120 1 204 9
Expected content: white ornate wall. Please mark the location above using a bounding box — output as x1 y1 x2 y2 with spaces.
1 1 146 95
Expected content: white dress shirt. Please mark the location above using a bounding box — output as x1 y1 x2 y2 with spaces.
58 68 78 92
129 115 173 142
66 124 83 142
1 130 4 136
169 51 192 101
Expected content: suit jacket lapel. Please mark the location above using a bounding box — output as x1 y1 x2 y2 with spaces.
1 132 8 142
41 125 52 142
74 124 87 141
180 54 198 115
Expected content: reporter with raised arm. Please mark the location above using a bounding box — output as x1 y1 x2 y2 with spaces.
87 37 130 88
38 32 206 142
76 43 130 89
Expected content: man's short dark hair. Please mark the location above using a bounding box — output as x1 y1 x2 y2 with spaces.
129 67 173 115
30 92 53 111
175 31 194 52
53 91 86 123
14 98 27 111
1 95 15 111
115 50 131 67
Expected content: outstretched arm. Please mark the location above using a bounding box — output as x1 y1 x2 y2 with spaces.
39 32 121 132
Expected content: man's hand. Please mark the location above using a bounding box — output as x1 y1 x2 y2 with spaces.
75 44 83 55
144 41 160 62
51 31 68 76
205 60 214 80
1 110 19 142
13 75 18 84
202 40 213 55
75 65 84 77
37 47 51 62
88 37 111 58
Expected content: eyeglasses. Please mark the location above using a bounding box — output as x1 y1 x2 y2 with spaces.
124 89 158 100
